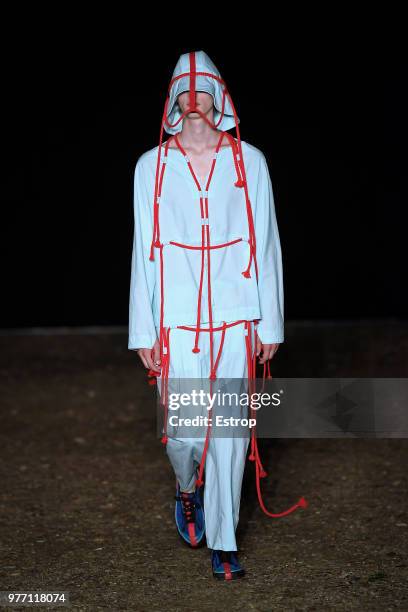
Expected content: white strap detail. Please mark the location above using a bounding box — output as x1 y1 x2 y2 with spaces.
236 154 240 161
156 196 161 204
184 154 190 162
199 190 208 199
244 327 249 335
162 346 168 354
160 152 168 163
201 218 209 225
213 152 218 159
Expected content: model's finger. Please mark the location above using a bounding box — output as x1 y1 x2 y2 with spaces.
152 343 161 367
146 350 161 372
256 337 262 357
271 344 280 359
258 347 269 364
137 351 149 369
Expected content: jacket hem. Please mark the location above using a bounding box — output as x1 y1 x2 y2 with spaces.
154 306 262 328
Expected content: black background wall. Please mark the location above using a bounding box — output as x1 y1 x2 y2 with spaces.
2 30 407 328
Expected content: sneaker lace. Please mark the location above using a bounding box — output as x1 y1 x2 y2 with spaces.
175 491 201 523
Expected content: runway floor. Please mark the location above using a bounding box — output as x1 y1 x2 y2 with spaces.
0 320 407 610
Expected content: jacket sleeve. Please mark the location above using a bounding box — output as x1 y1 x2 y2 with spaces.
254 153 284 344
128 158 158 351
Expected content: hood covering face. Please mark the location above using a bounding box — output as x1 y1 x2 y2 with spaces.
164 50 239 135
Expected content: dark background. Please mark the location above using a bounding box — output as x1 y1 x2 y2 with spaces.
2 27 408 610
2 35 407 329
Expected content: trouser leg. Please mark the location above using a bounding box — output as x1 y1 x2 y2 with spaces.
162 321 255 550
166 433 249 550
165 437 205 492
203 435 250 551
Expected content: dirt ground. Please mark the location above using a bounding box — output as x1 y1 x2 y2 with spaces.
0 321 407 611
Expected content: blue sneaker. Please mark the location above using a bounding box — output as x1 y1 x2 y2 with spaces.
211 550 245 581
174 482 205 548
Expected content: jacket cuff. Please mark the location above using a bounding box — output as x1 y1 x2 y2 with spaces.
256 323 284 344
128 332 157 351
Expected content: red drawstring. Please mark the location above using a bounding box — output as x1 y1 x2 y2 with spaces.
224 132 245 188
177 320 246 333
188 52 196 114
245 322 257 462
223 90 259 281
195 320 228 486
248 323 309 516
164 70 228 133
191 220 206 354
160 326 171 444
150 135 171 261
169 238 243 250
173 130 225 357
210 322 227 380
174 320 247 487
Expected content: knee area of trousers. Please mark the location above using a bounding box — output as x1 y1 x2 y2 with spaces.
165 436 196 455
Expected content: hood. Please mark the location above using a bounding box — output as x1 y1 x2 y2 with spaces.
164 50 239 135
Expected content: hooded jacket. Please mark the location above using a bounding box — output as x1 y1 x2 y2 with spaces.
128 51 284 350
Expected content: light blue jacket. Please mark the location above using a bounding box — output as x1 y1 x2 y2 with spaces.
128 139 284 350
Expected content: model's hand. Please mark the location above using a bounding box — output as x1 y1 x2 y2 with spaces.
256 337 279 363
137 339 161 372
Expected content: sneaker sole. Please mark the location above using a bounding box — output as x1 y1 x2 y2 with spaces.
213 568 245 581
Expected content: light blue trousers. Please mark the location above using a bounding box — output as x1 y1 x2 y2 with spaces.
157 320 256 551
